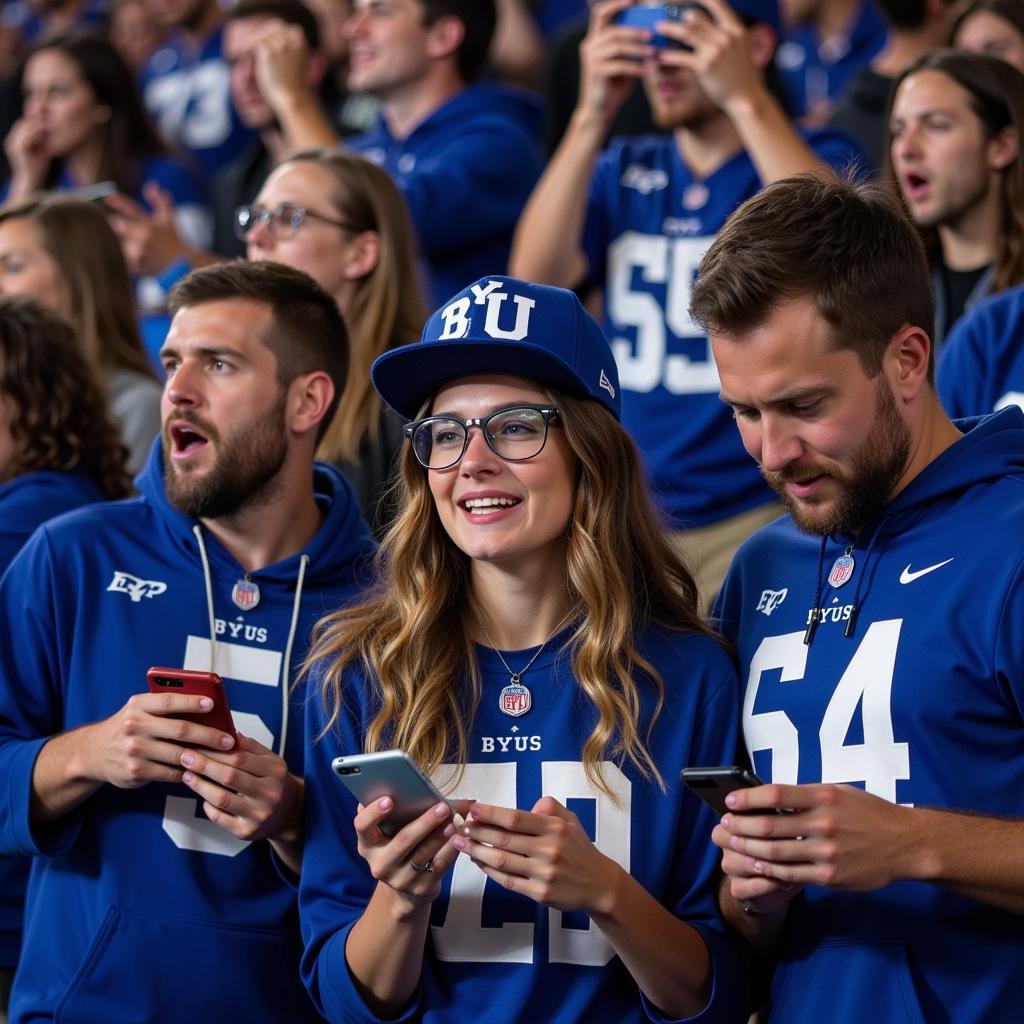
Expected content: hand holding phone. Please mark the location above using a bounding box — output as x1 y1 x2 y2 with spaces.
682 765 769 816
147 667 238 741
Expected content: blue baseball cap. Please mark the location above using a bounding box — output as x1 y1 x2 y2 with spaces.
723 0 782 37
371 276 621 421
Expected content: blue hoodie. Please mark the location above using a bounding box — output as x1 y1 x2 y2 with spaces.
0 468 108 968
0 442 374 1023
348 83 543 306
714 409 1024 1024
937 285 1024 418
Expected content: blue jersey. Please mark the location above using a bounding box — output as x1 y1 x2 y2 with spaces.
937 285 1024 418
348 84 543 307
581 130 864 528
0 441 374 1023
141 27 257 183
300 627 749 1024
713 409 1024 1024
775 2 887 118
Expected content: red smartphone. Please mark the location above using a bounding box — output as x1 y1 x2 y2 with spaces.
146 667 238 741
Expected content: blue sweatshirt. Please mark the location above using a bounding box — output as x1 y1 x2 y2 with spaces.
0 442 374 1023
714 409 1024 1024
348 83 543 306
936 285 1024 418
300 626 750 1024
0 468 108 968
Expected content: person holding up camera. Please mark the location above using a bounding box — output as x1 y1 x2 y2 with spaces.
511 0 864 608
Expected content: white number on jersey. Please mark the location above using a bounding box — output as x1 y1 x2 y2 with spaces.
431 760 632 966
145 61 232 151
607 232 720 395
744 621 911 802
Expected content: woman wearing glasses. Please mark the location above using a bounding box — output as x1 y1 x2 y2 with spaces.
298 277 748 1024
239 149 425 536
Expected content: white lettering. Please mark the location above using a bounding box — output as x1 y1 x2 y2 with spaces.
483 293 536 341
438 296 471 339
469 280 503 305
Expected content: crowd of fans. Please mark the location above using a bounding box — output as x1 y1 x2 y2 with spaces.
0 1 1022 1022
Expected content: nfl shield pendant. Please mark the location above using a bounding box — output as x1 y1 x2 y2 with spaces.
682 182 710 210
232 577 260 610
828 552 855 589
499 680 532 718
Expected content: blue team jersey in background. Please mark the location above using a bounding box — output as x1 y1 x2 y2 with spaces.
937 285 1024 418
301 626 749 1024
581 129 865 529
140 27 257 183
714 409 1024 1024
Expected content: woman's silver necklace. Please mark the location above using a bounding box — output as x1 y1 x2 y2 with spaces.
479 607 578 719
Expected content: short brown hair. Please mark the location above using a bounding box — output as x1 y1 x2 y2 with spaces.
169 260 349 439
689 175 936 382
0 296 131 497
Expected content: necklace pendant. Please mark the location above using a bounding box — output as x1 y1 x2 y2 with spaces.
232 575 260 610
828 547 855 589
499 680 532 718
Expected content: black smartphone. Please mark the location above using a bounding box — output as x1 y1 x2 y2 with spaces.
681 765 767 815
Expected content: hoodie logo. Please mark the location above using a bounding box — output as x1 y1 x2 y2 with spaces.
756 588 787 616
899 558 953 585
107 571 168 603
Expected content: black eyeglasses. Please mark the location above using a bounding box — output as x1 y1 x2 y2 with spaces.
404 405 561 470
234 202 356 241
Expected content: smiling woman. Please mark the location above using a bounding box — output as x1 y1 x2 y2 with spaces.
297 276 750 1024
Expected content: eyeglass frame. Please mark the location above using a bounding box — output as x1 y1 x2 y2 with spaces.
233 202 358 241
403 404 562 470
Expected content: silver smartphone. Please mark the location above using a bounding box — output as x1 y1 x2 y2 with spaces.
332 750 456 837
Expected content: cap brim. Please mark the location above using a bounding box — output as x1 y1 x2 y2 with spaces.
371 340 593 420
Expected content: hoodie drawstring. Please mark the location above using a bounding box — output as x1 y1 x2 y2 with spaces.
192 525 309 758
803 538 828 646
843 518 885 639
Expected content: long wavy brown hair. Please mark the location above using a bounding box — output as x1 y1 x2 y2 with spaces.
0 197 157 383
278 150 426 465
0 296 131 496
886 49 1024 294
307 388 719 798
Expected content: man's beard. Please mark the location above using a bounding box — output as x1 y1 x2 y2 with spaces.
762 380 912 537
163 396 288 519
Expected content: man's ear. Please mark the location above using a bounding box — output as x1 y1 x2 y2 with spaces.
886 324 932 403
288 371 336 439
988 124 1019 172
341 230 381 281
425 14 464 63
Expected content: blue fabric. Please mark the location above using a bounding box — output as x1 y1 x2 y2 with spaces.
372 276 621 420
300 626 750 1024
0 441 375 1022
581 129 866 528
775 1 887 117
936 285 1024 418
140 27 257 183
713 408 1024 1024
347 83 543 307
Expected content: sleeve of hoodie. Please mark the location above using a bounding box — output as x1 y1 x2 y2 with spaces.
373 105 543 261
937 289 1024 419
995 549 1024 726
0 528 83 859
299 667 421 1024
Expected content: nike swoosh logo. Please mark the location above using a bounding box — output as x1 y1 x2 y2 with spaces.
900 558 954 584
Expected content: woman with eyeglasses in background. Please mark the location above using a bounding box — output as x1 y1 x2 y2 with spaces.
298 277 749 1024
240 149 426 536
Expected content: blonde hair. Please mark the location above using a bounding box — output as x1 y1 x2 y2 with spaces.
307 389 719 799
279 150 426 464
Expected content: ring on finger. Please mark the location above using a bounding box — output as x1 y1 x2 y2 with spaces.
410 859 435 873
